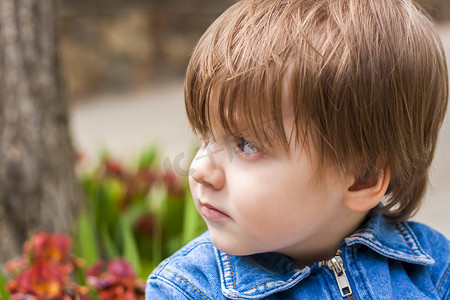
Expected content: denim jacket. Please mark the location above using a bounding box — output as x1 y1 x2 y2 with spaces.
146 212 450 299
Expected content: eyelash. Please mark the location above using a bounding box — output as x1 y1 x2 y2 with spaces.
234 137 263 159
199 132 263 160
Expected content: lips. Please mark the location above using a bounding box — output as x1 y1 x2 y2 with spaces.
199 200 231 221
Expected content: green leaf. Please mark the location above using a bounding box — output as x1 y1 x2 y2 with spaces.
139 260 156 280
80 176 99 225
74 267 86 286
122 197 149 224
161 195 185 240
150 188 166 264
77 210 99 266
120 217 141 275
94 179 122 226
0 268 11 300
89 290 101 300
182 190 206 245
151 225 163 268
100 224 119 259
138 145 159 169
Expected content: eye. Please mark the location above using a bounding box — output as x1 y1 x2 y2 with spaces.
236 137 261 156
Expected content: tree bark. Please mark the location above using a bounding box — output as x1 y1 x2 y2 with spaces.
0 0 83 263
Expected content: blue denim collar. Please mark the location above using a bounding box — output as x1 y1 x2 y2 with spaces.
215 212 435 299
344 211 434 265
216 249 309 299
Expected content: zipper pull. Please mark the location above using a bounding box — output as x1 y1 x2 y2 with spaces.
326 255 353 298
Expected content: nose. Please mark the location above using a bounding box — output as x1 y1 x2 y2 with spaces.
190 141 226 190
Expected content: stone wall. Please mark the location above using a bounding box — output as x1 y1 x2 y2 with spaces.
60 0 235 100
59 0 450 101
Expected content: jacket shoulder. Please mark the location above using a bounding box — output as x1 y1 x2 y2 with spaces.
145 232 224 299
407 221 450 299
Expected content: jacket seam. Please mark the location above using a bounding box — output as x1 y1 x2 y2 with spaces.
396 224 414 254
401 222 434 259
437 265 450 293
320 271 335 300
153 259 170 276
244 280 276 294
350 245 373 300
148 276 194 299
225 254 278 294
226 254 237 290
177 240 212 257
161 267 210 300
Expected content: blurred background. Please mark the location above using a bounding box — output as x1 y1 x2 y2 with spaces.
0 0 448 298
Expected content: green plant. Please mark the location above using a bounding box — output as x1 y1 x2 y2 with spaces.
73 146 206 280
0 145 205 298
0 268 11 300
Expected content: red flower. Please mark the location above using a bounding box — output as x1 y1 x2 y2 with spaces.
137 169 157 187
162 171 185 199
24 232 72 263
6 233 89 299
87 259 144 300
105 158 126 178
133 212 155 238
107 259 136 279
121 169 157 210
8 261 68 298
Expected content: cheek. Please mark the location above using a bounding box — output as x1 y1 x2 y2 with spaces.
232 198 307 251
229 176 325 230
231 188 295 233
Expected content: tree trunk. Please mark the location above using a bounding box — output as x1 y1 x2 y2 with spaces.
0 0 83 263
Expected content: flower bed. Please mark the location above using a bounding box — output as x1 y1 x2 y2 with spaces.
1 146 206 299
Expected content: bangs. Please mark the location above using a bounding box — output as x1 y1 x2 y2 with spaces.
184 0 300 154
186 67 290 154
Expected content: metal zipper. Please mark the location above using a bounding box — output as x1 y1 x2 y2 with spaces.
319 250 355 299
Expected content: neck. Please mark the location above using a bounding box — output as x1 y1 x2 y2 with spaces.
282 210 369 268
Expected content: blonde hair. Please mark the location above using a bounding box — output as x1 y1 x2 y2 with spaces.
185 0 448 222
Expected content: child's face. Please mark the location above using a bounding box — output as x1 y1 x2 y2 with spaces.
188 118 353 261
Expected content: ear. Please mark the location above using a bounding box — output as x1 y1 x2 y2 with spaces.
344 166 391 212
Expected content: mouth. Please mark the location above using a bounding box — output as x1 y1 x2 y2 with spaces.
199 200 231 221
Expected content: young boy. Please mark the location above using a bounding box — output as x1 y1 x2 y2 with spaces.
146 0 449 298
